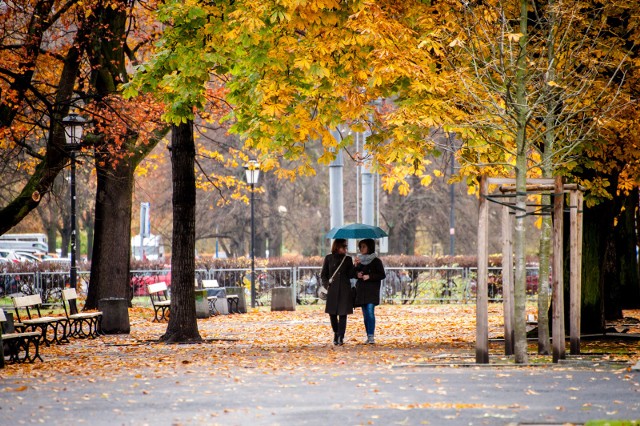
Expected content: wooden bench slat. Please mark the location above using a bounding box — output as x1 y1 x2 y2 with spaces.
148 282 168 294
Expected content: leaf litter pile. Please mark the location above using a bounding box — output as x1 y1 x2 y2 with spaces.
2 304 639 380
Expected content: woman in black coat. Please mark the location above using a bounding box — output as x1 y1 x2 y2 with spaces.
321 238 355 345
353 238 386 344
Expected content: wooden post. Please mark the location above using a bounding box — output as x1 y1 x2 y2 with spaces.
552 176 565 362
501 205 514 355
570 190 583 354
569 190 578 354
476 175 489 363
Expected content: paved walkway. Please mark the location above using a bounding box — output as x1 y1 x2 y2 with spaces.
2 305 639 425
2 358 639 425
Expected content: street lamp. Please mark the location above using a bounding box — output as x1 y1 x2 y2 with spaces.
244 160 260 308
62 113 87 293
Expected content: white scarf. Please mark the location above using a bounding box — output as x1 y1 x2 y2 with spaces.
357 252 378 266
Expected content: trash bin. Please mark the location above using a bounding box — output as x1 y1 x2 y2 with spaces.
271 287 295 311
194 289 210 319
98 298 130 334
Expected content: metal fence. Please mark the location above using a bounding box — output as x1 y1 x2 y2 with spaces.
0 265 545 307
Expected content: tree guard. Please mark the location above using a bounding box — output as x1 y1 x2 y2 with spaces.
477 176 584 363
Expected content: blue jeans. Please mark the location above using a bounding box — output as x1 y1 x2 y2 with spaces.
362 303 375 336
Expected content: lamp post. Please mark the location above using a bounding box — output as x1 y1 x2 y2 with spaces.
244 160 260 308
278 205 287 256
62 113 87 292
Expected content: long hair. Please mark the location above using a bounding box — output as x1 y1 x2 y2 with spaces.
331 239 347 254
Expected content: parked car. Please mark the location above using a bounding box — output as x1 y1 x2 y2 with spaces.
14 251 42 263
0 249 19 263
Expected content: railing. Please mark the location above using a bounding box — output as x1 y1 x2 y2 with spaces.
0 266 546 307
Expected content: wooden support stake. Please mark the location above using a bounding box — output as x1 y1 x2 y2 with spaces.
570 190 583 354
502 205 514 355
476 176 489 364
569 190 579 354
552 176 566 362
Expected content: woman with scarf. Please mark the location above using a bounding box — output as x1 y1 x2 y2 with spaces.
321 238 356 345
353 238 386 344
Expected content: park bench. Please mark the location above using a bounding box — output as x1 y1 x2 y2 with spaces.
61 289 103 338
12 294 69 346
0 308 42 364
148 282 170 322
202 280 221 315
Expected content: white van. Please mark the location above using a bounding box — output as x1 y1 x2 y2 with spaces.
131 234 165 261
0 233 48 253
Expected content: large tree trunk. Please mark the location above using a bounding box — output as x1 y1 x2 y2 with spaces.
161 121 201 343
85 152 135 308
84 207 95 262
615 188 640 310
578 190 640 334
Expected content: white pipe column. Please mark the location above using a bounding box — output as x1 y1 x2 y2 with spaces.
361 131 375 226
329 129 344 230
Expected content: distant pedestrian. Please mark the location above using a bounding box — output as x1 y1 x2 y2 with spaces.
353 238 386 344
321 238 355 346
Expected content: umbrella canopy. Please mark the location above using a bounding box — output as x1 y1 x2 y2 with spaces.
325 223 388 240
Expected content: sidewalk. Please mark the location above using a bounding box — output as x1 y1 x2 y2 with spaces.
1 305 639 425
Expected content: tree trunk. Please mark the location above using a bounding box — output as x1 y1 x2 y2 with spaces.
161 121 201 343
45 200 58 254
578 190 640 334
60 219 71 258
85 151 135 309
387 190 417 255
536 0 557 356
615 188 640 310
84 207 95 262
511 0 530 364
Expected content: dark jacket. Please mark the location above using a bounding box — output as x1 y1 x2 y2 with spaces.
354 257 386 306
321 253 355 315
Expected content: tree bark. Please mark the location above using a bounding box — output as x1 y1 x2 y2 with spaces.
579 191 640 333
512 0 530 364
387 189 417 255
161 121 201 343
85 152 135 308
535 0 558 356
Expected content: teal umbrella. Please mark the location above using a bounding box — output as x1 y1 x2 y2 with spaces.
325 223 388 240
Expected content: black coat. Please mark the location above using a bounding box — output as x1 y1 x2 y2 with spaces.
321 253 355 315
354 257 386 306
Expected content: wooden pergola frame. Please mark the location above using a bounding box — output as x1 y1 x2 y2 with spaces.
476 176 584 363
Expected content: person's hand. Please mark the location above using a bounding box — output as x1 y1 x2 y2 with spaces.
354 257 360 265
362 274 370 281
357 272 364 279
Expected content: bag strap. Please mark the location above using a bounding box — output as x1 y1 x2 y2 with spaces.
329 255 347 283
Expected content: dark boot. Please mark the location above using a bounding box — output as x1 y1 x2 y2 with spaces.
333 333 339 345
338 335 344 346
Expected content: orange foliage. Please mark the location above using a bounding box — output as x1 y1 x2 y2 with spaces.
2 305 638 378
